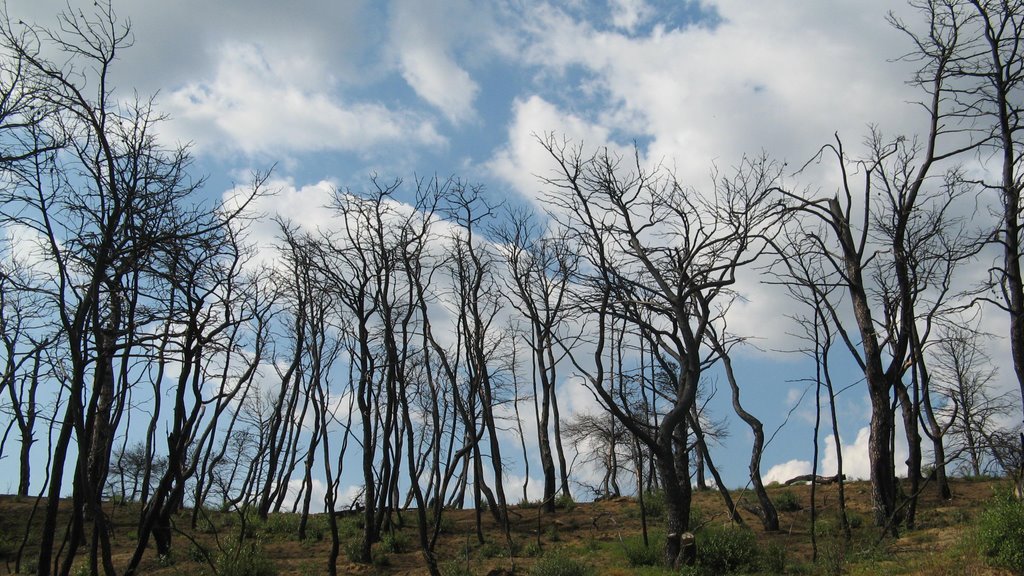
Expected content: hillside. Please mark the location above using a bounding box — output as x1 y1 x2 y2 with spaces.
0 478 1018 575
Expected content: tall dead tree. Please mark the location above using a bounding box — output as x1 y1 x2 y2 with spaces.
0 251 57 498
780 24 981 523
892 0 1024 495
498 209 578 510
542 136 785 567
706 318 779 531
0 6 264 574
443 184 515 555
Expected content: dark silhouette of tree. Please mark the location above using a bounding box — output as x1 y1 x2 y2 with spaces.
891 0 1023 496
498 208 577 511
542 136 785 567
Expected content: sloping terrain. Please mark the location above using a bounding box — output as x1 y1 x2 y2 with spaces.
0 478 1015 575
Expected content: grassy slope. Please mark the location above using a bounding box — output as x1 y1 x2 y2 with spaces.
0 478 1015 575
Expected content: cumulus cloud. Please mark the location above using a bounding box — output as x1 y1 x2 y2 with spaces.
764 425 911 485
820 426 909 481
283 477 330 513
399 48 478 124
487 95 619 206
2 223 55 276
504 473 546 504
161 42 444 157
479 0 925 360
337 484 365 509
763 459 812 485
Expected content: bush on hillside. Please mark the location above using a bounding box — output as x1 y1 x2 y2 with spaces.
977 487 1024 574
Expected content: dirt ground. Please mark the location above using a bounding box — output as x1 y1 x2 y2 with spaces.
0 477 1015 575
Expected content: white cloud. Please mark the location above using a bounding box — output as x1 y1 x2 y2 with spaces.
390 0 481 124
282 477 330 513
785 387 805 408
821 428 870 481
337 484 365 509
398 47 478 124
821 426 909 481
482 1 928 363
2 223 56 278
557 374 604 419
764 424 912 485
161 42 444 157
487 95 619 207
503 473 546 504
763 459 811 485
513 0 919 183
609 0 652 32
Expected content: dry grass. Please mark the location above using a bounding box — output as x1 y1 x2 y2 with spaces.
0 478 1016 575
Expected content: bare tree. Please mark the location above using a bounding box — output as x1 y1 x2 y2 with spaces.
0 249 57 497
706 318 779 530
498 208 578 511
781 124 978 531
775 236 854 553
542 136 785 567
0 6 268 573
565 410 629 498
932 321 1017 476
891 0 1024 495
442 183 515 555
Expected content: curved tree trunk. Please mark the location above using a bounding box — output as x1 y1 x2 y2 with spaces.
717 344 777 530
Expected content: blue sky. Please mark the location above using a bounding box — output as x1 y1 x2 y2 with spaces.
3 0 1016 498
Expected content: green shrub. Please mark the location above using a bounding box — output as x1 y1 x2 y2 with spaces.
814 516 841 538
477 539 504 558
689 505 704 528
371 547 390 567
343 538 369 563
639 492 704 525
554 493 576 511
529 552 592 576
380 531 410 553
696 526 759 575
620 534 664 567
759 542 786 573
950 508 970 525
524 541 544 557
301 525 324 544
298 514 328 543
187 542 209 564
642 490 665 519
976 488 1024 574
845 510 863 529
422 511 456 534
0 531 16 560
545 524 561 542
818 538 846 576
774 490 801 512
215 540 278 576
258 512 313 539
337 516 362 539
297 560 323 576
195 516 218 534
